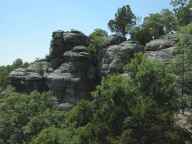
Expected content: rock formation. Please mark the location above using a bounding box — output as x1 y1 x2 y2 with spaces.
47 45 96 103
49 30 89 68
144 33 177 61
101 41 143 75
8 30 176 107
9 30 96 106
9 61 49 92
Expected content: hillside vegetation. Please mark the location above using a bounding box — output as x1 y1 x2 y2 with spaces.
1 1 192 143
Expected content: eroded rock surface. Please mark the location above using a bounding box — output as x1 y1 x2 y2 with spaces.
47 45 96 103
9 61 49 92
145 33 177 61
50 30 89 68
145 33 177 51
101 41 143 75
8 30 178 107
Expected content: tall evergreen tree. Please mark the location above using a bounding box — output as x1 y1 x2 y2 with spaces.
108 5 136 37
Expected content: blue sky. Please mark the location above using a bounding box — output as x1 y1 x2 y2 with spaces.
0 0 171 65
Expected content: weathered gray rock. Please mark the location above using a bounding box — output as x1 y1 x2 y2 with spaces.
144 33 177 61
106 34 127 46
145 33 177 51
101 41 143 75
27 61 49 73
8 30 147 106
56 102 73 111
9 61 49 92
47 46 96 104
145 46 175 61
49 30 89 68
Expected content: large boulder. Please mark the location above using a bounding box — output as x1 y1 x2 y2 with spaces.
47 46 96 104
145 33 177 51
9 61 49 92
145 33 177 61
145 46 175 61
101 41 143 75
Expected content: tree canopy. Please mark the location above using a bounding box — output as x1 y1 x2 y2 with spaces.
108 5 136 37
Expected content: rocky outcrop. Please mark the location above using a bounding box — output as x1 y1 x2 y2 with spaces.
9 61 49 92
145 33 177 61
145 46 175 61
47 45 96 103
145 33 177 51
101 41 143 75
8 30 178 108
49 30 89 68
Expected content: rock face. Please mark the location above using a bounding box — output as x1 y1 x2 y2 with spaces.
8 30 177 107
101 41 143 75
145 33 177 61
50 30 89 68
106 34 127 46
9 30 94 106
145 33 177 51
9 61 49 92
145 47 175 61
47 46 96 103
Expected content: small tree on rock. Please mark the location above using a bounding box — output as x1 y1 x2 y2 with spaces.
108 5 136 37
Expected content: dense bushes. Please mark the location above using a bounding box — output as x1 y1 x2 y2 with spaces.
0 58 28 89
1 2 192 144
0 88 66 144
27 54 188 144
131 9 177 45
174 24 192 110
0 54 190 144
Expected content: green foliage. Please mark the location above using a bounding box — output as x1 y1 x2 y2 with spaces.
23 109 66 141
0 54 188 144
0 58 28 89
171 0 192 25
0 66 10 89
179 23 192 34
0 89 66 144
30 54 186 144
88 28 108 55
88 54 183 143
130 26 152 45
13 58 23 67
131 9 177 45
108 5 136 36
30 127 79 144
124 54 177 111
1 4 192 143
175 27 192 109
89 28 108 47
65 100 93 127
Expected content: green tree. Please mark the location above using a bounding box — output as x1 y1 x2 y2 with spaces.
88 28 108 55
143 9 177 39
108 5 136 37
28 54 188 144
89 29 108 47
131 9 177 45
30 127 79 144
0 89 66 144
171 0 192 25
130 26 152 45
12 58 23 68
175 25 192 110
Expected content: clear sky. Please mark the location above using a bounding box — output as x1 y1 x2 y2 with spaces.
0 0 171 65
